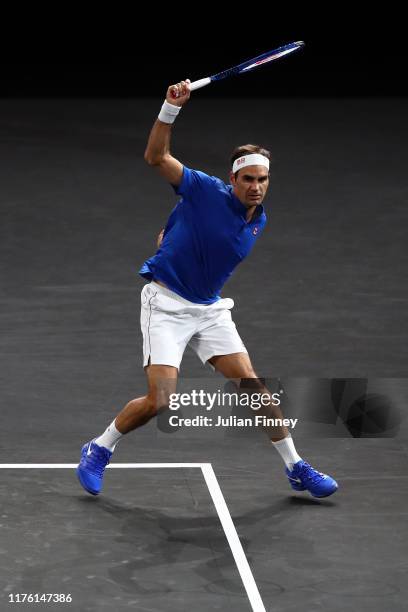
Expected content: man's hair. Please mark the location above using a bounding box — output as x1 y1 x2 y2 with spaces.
230 144 271 176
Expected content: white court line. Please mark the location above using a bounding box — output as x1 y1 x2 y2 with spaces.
0 463 204 469
0 462 266 612
201 463 266 612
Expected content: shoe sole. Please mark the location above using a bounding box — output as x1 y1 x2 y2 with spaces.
311 484 338 498
76 467 100 496
289 481 338 497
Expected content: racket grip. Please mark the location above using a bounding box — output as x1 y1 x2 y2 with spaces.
189 77 211 92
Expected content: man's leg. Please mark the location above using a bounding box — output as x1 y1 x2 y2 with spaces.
208 352 338 498
77 364 177 495
109 364 178 436
208 352 293 443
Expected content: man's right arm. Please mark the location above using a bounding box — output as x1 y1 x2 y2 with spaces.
144 80 191 187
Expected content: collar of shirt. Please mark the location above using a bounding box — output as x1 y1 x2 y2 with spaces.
228 185 264 223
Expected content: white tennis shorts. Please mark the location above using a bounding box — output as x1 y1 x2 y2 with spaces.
140 281 247 370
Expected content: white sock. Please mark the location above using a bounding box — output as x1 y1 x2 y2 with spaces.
94 419 123 452
272 435 302 470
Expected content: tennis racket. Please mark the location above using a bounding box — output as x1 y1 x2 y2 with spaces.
188 40 305 92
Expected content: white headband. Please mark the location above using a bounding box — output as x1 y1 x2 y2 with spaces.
232 153 270 174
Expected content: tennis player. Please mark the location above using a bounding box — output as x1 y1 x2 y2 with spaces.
77 79 338 498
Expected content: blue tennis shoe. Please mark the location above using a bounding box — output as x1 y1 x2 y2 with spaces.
286 460 338 498
76 439 112 495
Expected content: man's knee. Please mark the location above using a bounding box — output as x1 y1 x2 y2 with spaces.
145 392 171 417
240 373 265 391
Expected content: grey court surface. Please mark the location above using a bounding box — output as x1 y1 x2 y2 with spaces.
1 99 407 611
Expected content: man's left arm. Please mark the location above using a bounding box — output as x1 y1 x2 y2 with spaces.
156 228 164 248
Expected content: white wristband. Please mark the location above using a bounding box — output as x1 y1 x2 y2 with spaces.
158 99 181 124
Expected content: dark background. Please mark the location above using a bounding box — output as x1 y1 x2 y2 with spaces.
1 11 407 98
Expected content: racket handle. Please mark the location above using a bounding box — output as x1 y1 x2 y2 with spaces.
189 77 211 91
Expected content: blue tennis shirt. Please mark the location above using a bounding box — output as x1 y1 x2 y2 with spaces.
139 166 267 304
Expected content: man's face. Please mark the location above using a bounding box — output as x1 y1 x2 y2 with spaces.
230 165 270 207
